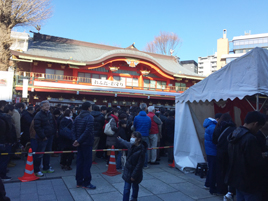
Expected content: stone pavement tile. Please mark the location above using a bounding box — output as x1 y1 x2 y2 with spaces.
85 174 117 195
144 167 164 173
39 193 57 201
112 182 153 197
62 176 76 189
90 191 123 201
100 172 123 184
170 182 214 200
54 188 71 197
5 183 20 199
143 171 155 180
51 178 65 186
184 176 206 189
21 193 39 201
140 179 177 195
20 185 37 195
69 188 93 201
57 195 75 201
36 179 52 186
38 188 55 196
138 195 163 201
198 196 223 201
149 171 186 184
157 192 195 201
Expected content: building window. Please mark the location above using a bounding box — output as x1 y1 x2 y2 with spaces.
126 78 138 87
175 82 186 91
143 79 157 89
45 69 64 80
157 81 166 89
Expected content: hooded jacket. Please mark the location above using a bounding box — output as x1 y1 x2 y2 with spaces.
91 111 105 138
133 111 151 137
203 118 217 156
225 126 265 193
72 110 94 146
118 138 147 184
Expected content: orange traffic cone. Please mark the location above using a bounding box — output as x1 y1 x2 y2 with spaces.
18 148 39 182
169 160 175 168
102 145 121 176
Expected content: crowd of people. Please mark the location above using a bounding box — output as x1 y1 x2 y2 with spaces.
0 100 175 201
204 111 268 201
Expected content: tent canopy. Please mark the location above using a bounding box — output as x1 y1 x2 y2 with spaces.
177 47 268 103
174 47 268 170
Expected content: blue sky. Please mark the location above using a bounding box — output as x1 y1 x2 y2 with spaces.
15 0 268 61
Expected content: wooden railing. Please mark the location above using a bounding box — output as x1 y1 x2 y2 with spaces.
15 71 188 92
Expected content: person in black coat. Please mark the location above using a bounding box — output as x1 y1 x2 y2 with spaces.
165 110 175 163
117 131 147 201
20 106 34 147
116 120 127 169
212 113 236 198
91 105 105 162
225 111 265 201
59 109 75 170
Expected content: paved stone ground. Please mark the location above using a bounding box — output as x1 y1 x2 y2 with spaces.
3 155 224 201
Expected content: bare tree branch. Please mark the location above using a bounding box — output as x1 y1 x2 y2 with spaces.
144 31 182 56
0 0 52 70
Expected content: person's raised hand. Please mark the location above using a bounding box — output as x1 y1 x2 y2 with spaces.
73 140 80 147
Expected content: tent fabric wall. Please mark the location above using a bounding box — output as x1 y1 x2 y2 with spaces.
174 98 208 170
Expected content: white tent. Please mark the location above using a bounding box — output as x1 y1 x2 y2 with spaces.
174 47 268 170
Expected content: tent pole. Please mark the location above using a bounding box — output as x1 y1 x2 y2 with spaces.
259 97 268 112
256 94 259 111
245 97 256 111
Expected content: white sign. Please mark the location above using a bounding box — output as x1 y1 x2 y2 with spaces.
0 71 14 102
22 79 28 98
92 78 125 88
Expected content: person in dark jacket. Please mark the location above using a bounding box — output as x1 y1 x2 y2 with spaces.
72 102 96 190
59 109 75 170
159 107 168 157
91 105 105 163
133 103 151 168
105 108 119 165
33 100 56 177
165 110 175 163
212 113 236 200
20 106 34 147
117 131 147 201
225 111 265 201
203 113 222 194
116 120 127 169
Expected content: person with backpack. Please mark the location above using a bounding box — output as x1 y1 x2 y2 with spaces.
117 131 147 201
59 109 75 170
72 102 96 189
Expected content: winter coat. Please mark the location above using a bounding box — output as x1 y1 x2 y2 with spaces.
165 116 175 143
256 130 268 152
12 109 21 139
91 111 105 138
225 126 265 193
116 126 127 148
21 111 34 143
106 115 119 147
59 117 74 149
160 114 167 138
203 118 217 156
72 110 94 146
0 113 12 144
118 138 147 184
34 110 56 140
133 111 151 137
213 121 236 153
147 112 161 134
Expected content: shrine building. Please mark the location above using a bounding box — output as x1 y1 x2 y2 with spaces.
11 32 204 108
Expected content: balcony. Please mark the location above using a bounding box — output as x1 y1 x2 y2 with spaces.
15 72 188 95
